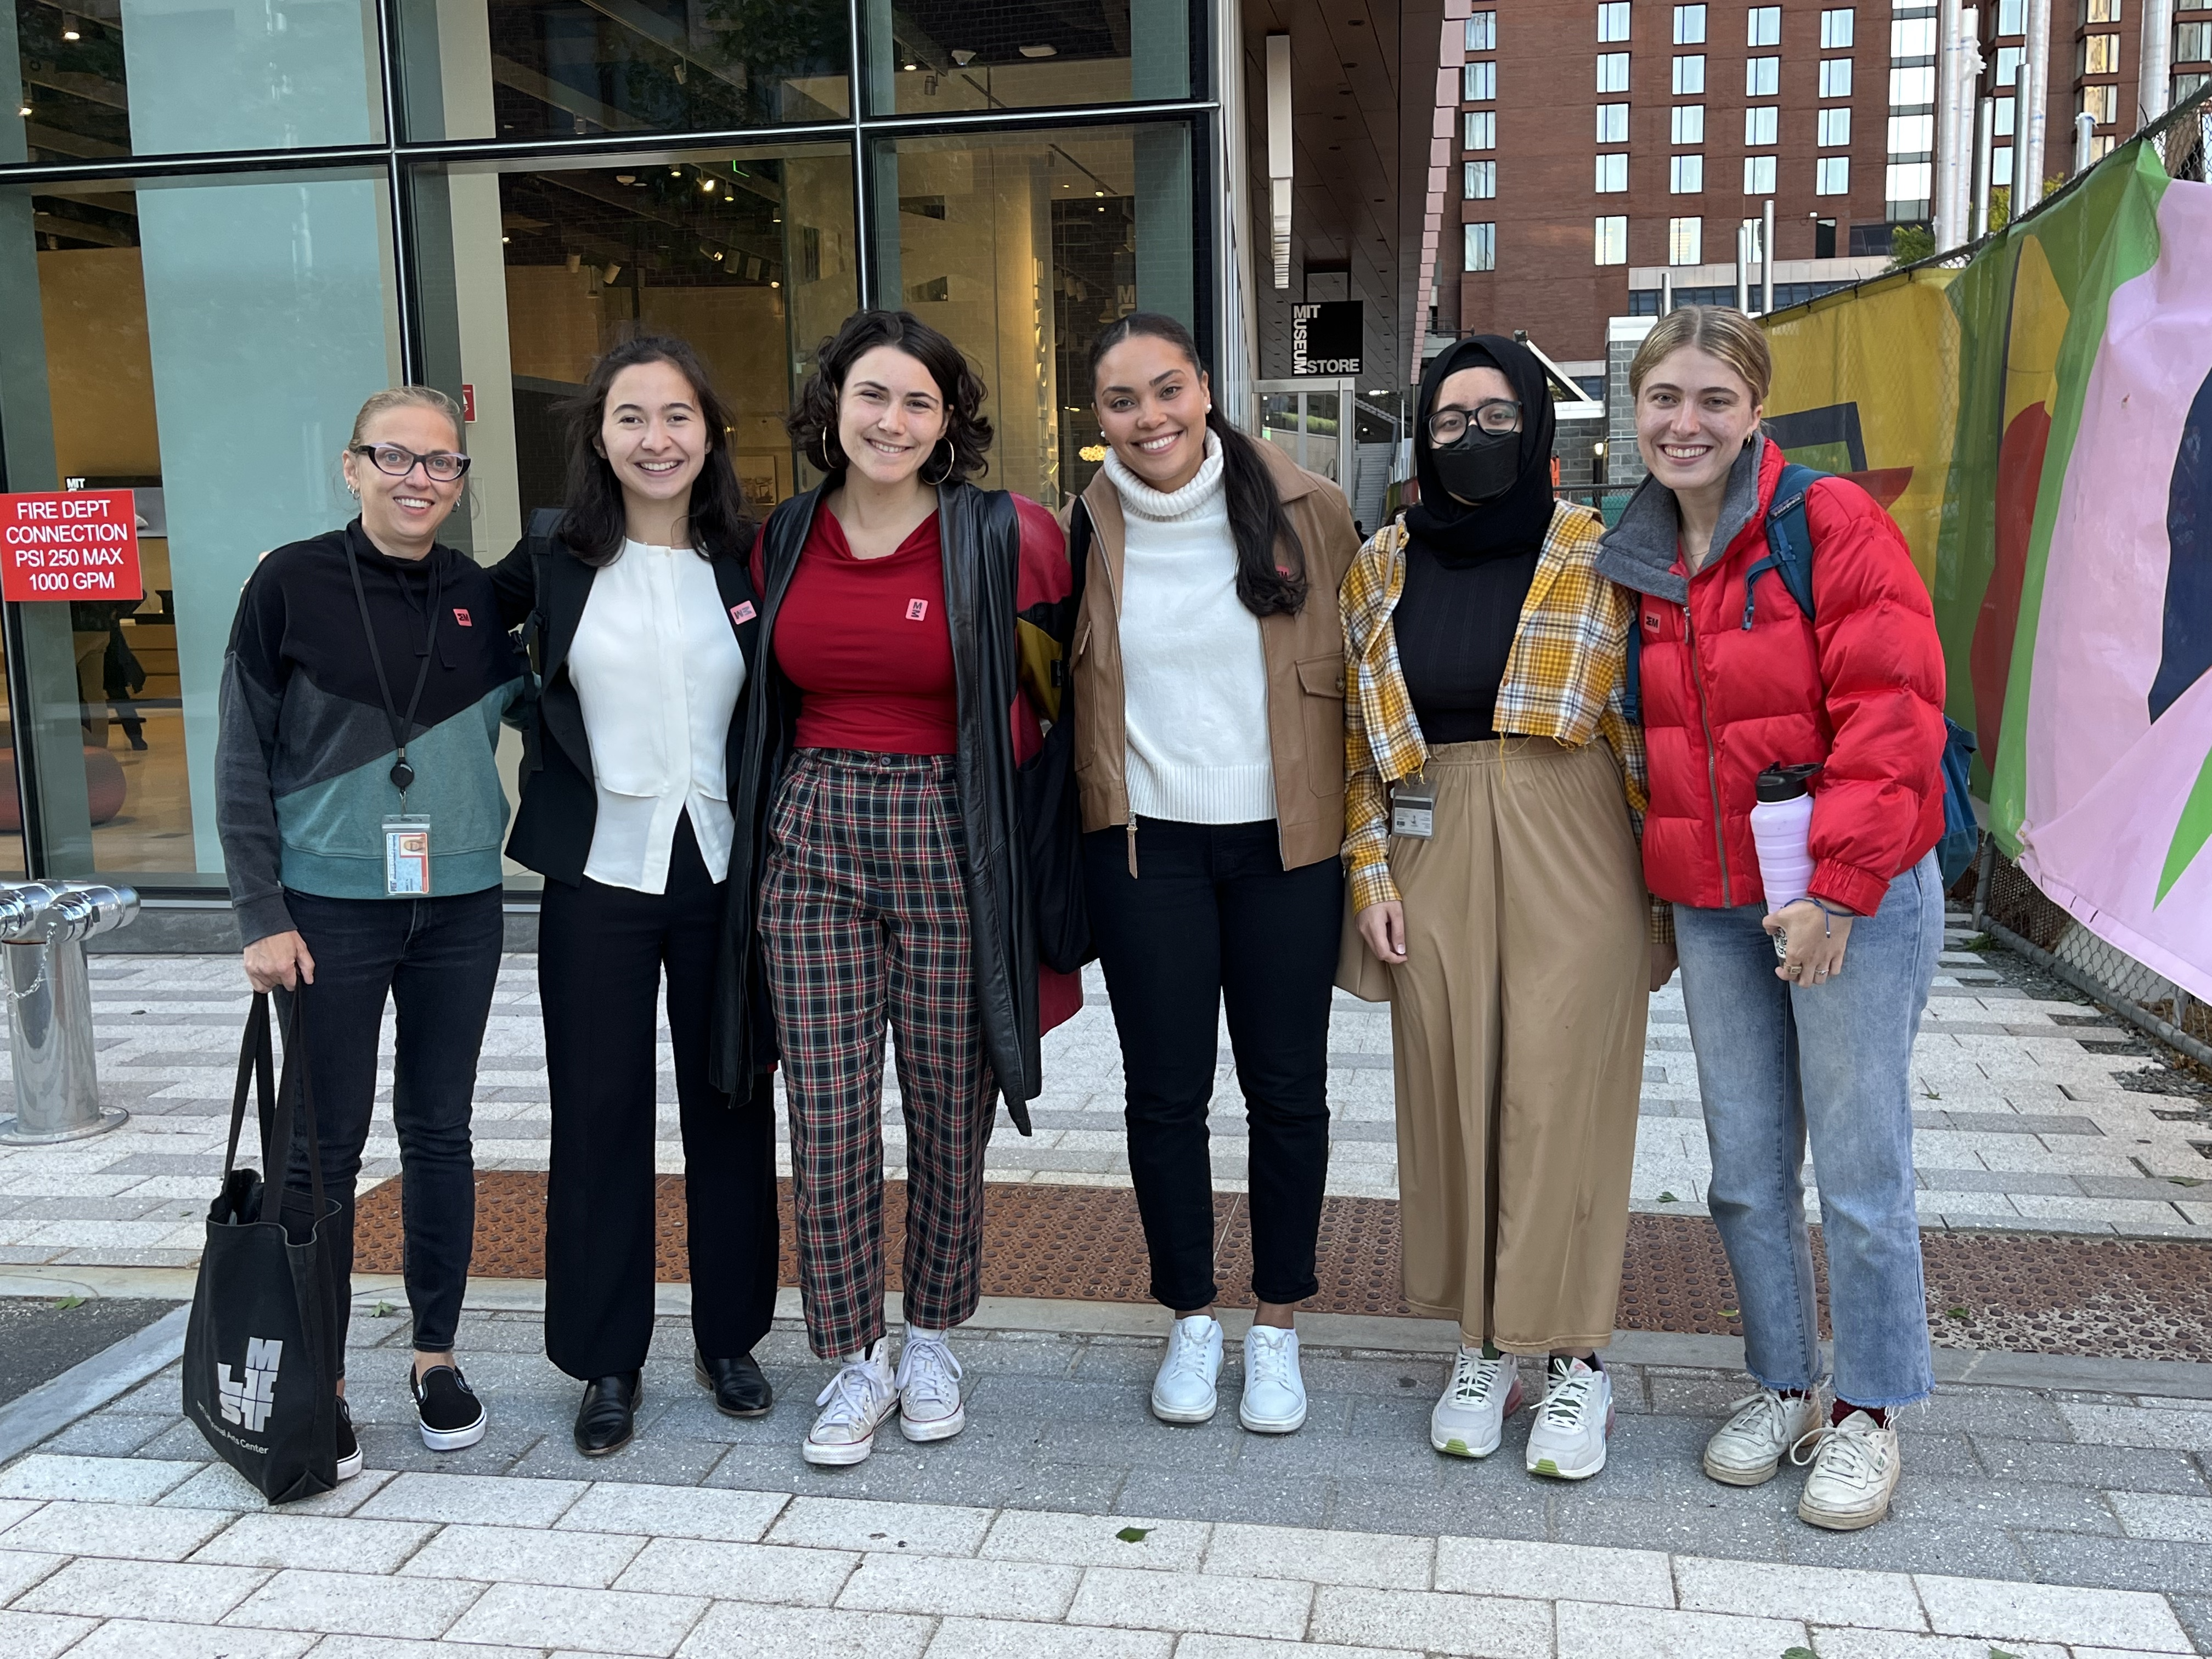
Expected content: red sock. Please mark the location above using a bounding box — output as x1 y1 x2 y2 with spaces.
1833 1398 1889 1428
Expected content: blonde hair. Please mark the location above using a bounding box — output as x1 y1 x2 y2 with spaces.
1626 306 1772 405
349 386 465 450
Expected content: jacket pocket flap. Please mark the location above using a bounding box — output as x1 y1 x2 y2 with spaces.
1296 653 1345 696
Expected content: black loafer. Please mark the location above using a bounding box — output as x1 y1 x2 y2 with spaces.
695 1350 773 1418
573 1372 641 1457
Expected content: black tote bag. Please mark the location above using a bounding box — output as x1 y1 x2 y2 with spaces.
1020 499 1093 975
182 990 345 1503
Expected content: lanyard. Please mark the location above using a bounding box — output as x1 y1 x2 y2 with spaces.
344 541 442 802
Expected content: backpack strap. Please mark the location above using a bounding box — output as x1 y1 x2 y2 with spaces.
1740 461 1826 629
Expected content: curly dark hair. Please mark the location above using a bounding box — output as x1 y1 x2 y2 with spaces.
788 309 992 484
555 334 754 568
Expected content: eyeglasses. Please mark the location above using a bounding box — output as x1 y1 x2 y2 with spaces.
1426 399 1523 443
352 443 472 482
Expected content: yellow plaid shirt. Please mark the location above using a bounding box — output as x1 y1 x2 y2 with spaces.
1342 500 1669 940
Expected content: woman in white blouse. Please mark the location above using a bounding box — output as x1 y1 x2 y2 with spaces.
492 336 776 1458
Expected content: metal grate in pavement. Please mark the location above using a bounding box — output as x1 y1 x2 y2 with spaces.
351 1173 2212 1358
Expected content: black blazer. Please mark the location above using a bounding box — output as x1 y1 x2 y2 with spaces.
489 510 763 888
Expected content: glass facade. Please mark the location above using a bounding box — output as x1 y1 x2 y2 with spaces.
0 0 1212 891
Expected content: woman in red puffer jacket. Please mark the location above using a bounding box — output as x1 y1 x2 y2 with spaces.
1595 306 1945 1537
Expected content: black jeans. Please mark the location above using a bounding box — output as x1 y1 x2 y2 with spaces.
1082 818 1342 1311
280 885 503 1366
539 815 780 1380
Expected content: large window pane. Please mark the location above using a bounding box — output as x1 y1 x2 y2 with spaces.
0 168 398 882
7 0 382 163
397 0 851 141
864 0 1189 116
871 122 1195 508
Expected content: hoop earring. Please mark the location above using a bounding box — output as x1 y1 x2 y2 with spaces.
817 430 843 471
921 440 955 487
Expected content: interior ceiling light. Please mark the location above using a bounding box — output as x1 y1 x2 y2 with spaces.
701 177 715 192
60 16 81 39
951 48 975 64
15 104 29 118
669 167 682 176
1017 43 1056 57
903 61 918 70
1093 189 1104 196
614 173 636 184
770 279 780 288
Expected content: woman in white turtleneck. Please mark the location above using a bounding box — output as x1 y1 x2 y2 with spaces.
1070 313 1359 1436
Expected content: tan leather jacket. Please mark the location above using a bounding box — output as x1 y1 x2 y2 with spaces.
1068 438 1359 873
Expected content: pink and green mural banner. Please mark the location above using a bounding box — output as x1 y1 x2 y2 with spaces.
1768 115 2212 1000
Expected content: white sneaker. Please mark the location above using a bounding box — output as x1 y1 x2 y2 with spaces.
1150 1314 1223 1424
895 1325 966 1443
1702 1387 1822 1487
1525 1358 1612 1480
1430 1347 1524 1458
1792 1409 1902 1530
803 1339 899 1467
1238 1325 1307 1434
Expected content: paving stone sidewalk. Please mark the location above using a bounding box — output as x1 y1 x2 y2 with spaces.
0 917 2206 1271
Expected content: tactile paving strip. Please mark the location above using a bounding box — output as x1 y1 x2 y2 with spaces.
350 1173 2212 1358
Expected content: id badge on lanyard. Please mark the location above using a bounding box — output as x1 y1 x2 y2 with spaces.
383 816 432 895
1390 776 1436 839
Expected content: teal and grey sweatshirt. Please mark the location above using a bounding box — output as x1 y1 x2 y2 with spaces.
216 521 527 945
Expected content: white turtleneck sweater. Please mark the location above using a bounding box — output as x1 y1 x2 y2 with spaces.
1104 432 1277 825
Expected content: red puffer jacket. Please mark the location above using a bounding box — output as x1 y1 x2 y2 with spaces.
1594 437 1946 917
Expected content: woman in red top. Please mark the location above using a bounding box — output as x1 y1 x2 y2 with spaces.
730 310 1076 1467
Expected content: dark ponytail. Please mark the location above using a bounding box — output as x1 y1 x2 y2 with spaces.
1088 313 1307 618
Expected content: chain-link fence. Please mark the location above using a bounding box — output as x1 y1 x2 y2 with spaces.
1973 842 2212 1067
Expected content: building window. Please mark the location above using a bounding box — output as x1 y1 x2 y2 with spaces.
1464 61 1497 101
2081 0 2120 20
1595 215 1629 263
1744 154 1776 193
1672 104 1706 142
1816 155 1851 194
1995 95 2016 134
1891 16 1938 55
1671 153 1705 191
1465 110 1497 149
1820 57 1855 95
1598 102 1630 142
1748 5 1782 44
1465 159 1497 198
1819 107 1852 144
1598 52 1632 92
1747 55 1780 94
1888 112 1936 154
1673 54 1707 92
1674 4 1708 43
1465 221 1497 271
1599 2 1632 41
1466 10 1498 50
1596 152 1630 191
2179 21 2212 58
2079 32 2120 74
1996 44 2023 86
2080 83 2118 123
1889 66 1936 106
1669 215 1703 262
1821 8 1856 47
1994 144 2014 184
1886 159 1933 208
2176 70 2212 98
1745 105 1778 144
1998 0 2025 29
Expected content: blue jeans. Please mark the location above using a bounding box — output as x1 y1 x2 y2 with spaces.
1672 854 1941 1409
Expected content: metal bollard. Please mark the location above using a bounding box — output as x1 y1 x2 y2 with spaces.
0 881 141 1145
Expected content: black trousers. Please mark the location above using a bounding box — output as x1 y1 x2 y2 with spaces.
280 885 503 1367
540 816 781 1380
1082 817 1342 1312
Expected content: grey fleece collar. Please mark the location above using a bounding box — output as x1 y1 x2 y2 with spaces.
1594 436 1769 604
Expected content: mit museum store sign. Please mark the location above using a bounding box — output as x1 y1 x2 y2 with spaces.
0 491 144 602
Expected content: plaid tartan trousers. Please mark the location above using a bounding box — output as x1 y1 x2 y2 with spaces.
759 748 997 1358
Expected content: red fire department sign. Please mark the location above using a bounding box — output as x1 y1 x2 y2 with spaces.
0 491 144 602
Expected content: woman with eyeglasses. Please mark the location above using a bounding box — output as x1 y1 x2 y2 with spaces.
1344 335 1664 1481
217 387 524 1479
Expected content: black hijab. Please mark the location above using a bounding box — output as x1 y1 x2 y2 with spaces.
1404 334 1559 566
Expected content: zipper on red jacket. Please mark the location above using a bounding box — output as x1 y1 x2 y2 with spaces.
1684 607 1733 907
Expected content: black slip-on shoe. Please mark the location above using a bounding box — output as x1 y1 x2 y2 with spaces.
334 1395 364 1482
695 1350 773 1418
574 1372 642 1457
411 1363 489 1452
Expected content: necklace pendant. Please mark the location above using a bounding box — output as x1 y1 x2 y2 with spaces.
390 758 416 792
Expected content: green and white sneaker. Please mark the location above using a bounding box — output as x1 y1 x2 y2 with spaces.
1525 1357 1612 1481
1430 1347 1523 1458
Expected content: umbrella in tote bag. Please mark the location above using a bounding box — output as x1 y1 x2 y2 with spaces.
182 990 345 1503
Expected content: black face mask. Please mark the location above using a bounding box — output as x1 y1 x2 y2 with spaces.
1430 428 1521 506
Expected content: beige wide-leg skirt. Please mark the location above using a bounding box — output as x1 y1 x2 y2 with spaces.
1386 737 1649 1352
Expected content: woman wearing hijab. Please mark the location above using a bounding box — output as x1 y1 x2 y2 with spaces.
1345 334 1668 1481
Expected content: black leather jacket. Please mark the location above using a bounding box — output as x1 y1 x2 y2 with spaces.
710 481 1057 1134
